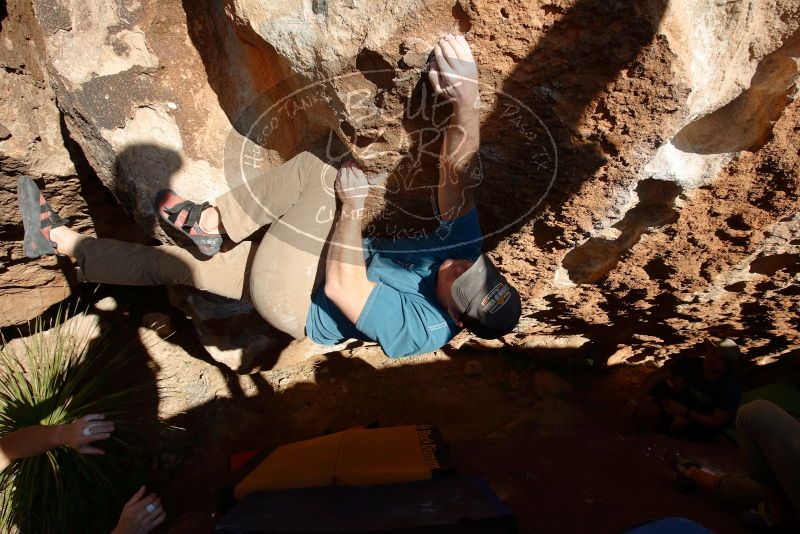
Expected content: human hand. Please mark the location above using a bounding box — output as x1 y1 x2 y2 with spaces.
335 161 370 210
661 398 689 417
111 486 165 534
57 413 115 455
428 34 479 109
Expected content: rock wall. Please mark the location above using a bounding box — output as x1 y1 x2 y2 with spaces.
29 0 306 239
0 0 82 326
1 0 799 365
0 0 159 326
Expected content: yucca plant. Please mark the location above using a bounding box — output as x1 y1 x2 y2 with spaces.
0 305 158 533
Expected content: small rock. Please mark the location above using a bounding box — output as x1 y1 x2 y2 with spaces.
400 36 431 55
94 296 118 312
521 335 590 351
0 122 10 140
399 37 432 69
632 334 664 343
464 359 483 377
607 345 636 366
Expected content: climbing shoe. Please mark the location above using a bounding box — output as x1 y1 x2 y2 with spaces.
17 176 70 258
155 189 223 257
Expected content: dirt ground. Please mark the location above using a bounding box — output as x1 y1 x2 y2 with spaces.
26 285 791 534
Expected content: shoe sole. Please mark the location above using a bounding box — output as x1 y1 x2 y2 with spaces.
17 176 56 258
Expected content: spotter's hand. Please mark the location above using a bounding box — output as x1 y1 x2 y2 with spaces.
58 413 115 455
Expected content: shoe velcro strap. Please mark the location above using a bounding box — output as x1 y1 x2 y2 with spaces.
49 207 69 228
165 200 208 230
49 215 70 229
40 201 70 229
164 201 186 225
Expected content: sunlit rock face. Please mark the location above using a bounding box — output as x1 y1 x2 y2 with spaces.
28 0 296 240
0 0 798 366
0 0 84 326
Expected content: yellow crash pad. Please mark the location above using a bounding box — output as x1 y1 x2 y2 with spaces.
235 425 431 499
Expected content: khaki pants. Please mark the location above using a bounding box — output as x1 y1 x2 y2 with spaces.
75 151 337 339
714 400 800 511
734 399 800 513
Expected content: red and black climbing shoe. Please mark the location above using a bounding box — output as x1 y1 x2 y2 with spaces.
17 176 70 258
155 189 223 257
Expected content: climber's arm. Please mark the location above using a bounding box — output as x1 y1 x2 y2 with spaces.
429 34 481 221
324 162 376 324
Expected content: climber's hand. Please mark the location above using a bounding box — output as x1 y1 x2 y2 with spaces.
335 161 370 210
428 34 479 109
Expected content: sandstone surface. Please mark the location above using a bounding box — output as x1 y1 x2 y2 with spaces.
0 0 798 368
0 0 83 326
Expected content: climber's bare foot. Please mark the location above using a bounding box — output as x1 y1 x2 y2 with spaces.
199 206 224 235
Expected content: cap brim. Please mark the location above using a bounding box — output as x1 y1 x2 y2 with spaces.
451 255 493 315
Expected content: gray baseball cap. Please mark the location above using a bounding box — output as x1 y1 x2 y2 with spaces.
717 338 741 364
450 255 522 339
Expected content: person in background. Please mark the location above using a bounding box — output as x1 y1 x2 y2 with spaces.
0 414 165 533
668 400 799 531
627 338 742 440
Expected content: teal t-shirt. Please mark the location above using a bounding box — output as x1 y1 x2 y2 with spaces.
305 209 483 358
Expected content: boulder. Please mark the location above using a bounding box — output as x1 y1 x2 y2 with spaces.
2 0 796 366
0 0 81 327
30 0 319 241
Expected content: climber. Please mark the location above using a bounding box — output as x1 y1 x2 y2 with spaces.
626 338 742 440
666 400 799 530
17 34 521 363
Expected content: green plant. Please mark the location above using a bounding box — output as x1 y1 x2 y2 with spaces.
0 306 156 533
